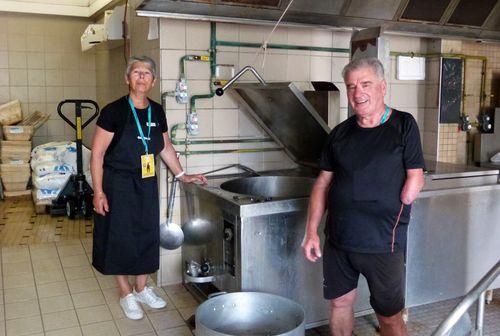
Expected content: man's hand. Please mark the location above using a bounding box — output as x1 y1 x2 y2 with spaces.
179 173 207 185
301 233 322 262
93 192 109 216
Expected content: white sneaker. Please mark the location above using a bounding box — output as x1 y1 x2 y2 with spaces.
119 293 144 320
134 286 167 309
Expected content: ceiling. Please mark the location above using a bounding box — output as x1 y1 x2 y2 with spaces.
0 0 116 17
136 0 500 42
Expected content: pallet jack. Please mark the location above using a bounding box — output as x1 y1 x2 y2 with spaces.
50 100 99 219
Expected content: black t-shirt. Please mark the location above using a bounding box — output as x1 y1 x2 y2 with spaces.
96 96 168 171
319 110 425 253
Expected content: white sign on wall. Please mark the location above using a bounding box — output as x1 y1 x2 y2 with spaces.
396 56 426 80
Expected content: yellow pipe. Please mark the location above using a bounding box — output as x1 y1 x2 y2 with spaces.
390 51 489 113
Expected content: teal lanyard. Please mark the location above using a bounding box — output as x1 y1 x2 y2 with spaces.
380 106 390 125
128 97 151 155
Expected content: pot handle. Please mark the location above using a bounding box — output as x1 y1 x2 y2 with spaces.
208 291 227 299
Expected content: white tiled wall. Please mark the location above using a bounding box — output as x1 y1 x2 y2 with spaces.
0 12 96 147
156 19 431 286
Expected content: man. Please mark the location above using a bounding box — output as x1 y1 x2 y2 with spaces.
302 57 425 336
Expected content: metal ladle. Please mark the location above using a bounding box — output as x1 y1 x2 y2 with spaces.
159 177 184 249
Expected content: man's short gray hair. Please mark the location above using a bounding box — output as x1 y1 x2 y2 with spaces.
342 57 385 81
125 56 157 78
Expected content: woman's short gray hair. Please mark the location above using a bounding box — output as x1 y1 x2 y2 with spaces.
342 57 385 81
125 56 157 78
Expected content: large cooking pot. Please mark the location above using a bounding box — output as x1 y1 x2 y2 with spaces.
220 176 315 199
196 292 305 336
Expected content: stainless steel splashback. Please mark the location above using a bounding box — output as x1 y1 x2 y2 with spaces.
233 82 330 168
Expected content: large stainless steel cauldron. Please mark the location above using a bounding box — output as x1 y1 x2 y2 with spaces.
220 176 315 198
196 292 305 336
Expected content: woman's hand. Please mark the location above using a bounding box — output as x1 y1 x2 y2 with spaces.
93 192 109 216
178 173 207 185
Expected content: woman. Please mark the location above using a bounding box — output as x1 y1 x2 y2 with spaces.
90 56 206 320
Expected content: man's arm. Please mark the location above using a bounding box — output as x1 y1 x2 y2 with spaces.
301 170 334 262
401 168 425 205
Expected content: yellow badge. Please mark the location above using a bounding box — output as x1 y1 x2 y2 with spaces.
141 154 155 178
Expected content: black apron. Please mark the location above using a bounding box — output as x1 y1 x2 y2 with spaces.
92 103 164 275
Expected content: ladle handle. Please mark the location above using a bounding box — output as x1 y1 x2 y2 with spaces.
167 178 178 225
167 152 181 225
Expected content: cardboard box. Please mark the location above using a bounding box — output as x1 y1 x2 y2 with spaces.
0 140 31 163
2 110 49 141
4 189 31 198
0 100 23 126
0 163 30 191
2 125 34 141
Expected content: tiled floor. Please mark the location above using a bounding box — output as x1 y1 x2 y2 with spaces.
0 198 92 245
0 238 499 336
0 198 499 335
0 238 195 336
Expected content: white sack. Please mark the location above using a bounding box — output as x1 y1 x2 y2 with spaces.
35 188 60 201
59 145 91 171
31 141 74 161
32 161 74 177
32 172 71 189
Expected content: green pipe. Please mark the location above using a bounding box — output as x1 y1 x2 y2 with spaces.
180 55 210 79
169 123 184 144
169 122 272 145
216 40 350 54
178 138 273 145
190 93 214 110
177 147 282 156
189 22 218 115
389 51 487 61
210 22 217 82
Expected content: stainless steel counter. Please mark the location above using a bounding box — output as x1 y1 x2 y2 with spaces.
407 162 500 307
181 173 367 328
423 161 499 190
180 161 500 328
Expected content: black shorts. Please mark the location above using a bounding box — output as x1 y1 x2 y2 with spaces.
323 241 406 317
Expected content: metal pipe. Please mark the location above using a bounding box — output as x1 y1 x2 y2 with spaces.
180 54 211 78
432 259 500 336
475 291 485 336
178 138 273 145
480 59 487 110
201 163 258 176
215 66 266 96
215 40 350 54
176 147 282 156
189 22 217 116
462 58 467 117
169 122 278 154
389 51 487 61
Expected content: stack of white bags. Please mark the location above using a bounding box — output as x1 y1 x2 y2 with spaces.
31 141 92 202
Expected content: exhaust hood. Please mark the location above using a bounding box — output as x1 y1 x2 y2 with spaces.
81 5 128 52
136 0 500 42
